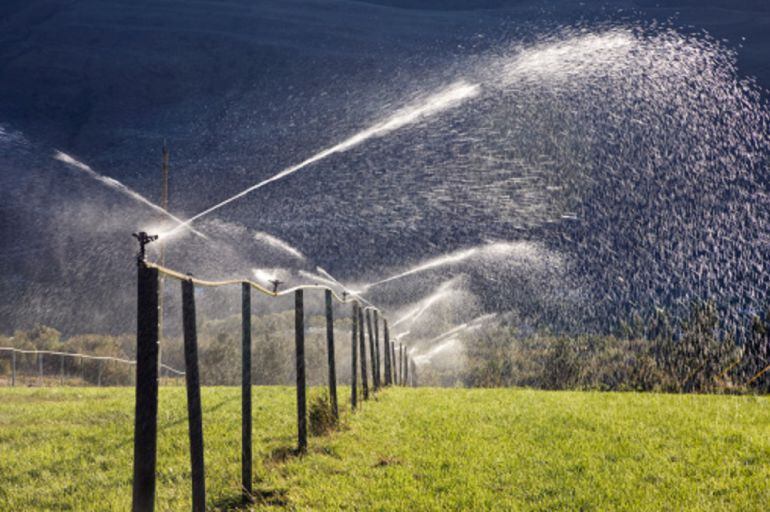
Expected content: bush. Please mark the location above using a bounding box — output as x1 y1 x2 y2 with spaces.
308 390 337 436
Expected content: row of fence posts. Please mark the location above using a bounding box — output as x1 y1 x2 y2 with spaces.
131 260 417 511
2 350 114 387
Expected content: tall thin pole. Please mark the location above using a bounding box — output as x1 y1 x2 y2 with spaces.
390 342 396 387
383 319 391 386
324 290 338 421
158 142 169 380
404 347 409 386
11 350 16 387
295 290 307 453
182 279 206 512
374 310 382 387
132 261 160 512
38 352 43 384
241 283 252 499
366 310 377 392
358 307 369 400
350 303 358 410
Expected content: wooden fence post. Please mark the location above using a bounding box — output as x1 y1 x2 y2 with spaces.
404 348 409 387
132 262 159 512
374 310 383 387
241 283 252 499
11 350 16 387
182 278 206 512
38 352 43 383
324 290 338 421
97 360 103 387
358 307 369 400
295 289 307 453
60 355 65 385
366 310 377 391
350 303 358 410
383 320 392 386
390 342 396 387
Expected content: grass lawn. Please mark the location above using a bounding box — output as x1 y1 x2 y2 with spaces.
0 386 768 510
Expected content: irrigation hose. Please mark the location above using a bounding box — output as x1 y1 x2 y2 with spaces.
144 260 382 313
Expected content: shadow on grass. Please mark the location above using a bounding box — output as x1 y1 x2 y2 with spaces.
212 487 289 510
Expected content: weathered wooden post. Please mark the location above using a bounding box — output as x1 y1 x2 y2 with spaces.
350 303 358 410
383 320 392 386
132 261 159 512
241 283 252 499
366 310 377 391
358 307 369 400
324 290 338 421
390 342 396 386
295 289 307 453
182 278 206 512
404 348 409 386
374 310 383 387
11 350 16 387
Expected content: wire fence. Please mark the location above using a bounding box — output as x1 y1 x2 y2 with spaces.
132 253 415 512
0 346 184 387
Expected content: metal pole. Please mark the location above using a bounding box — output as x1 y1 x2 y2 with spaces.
182 278 206 512
374 310 383 387
399 344 404 386
366 310 377 391
295 290 307 453
382 320 393 386
350 303 358 410
241 283 252 499
97 360 103 387
132 261 159 512
358 307 369 400
324 290 338 421
60 355 65 385
11 350 16 387
38 352 43 384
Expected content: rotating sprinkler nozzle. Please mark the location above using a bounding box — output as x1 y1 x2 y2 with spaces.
269 280 282 293
132 231 159 261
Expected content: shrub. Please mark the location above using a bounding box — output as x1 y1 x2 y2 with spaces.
308 390 337 436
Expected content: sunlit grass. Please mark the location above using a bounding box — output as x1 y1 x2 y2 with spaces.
0 387 768 510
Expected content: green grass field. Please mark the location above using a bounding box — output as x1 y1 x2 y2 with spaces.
0 387 768 511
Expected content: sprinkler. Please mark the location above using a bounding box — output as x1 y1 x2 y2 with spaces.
269 279 282 293
132 231 158 261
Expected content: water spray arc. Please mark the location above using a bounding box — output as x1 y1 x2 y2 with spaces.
163 81 480 237
54 151 206 240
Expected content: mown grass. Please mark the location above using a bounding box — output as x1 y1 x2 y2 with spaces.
0 387 768 511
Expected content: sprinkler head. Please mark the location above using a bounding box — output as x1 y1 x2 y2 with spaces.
132 231 159 261
269 279 282 293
